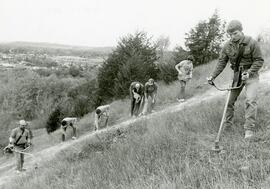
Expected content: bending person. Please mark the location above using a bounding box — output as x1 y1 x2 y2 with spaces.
143 78 158 115
129 81 144 117
61 117 78 141
94 104 110 131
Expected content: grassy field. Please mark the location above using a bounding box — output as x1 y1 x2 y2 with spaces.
4 60 270 188
5 82 270 189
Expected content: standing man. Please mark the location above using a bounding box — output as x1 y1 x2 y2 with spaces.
142 78 158 115
175 55 194 102
94 104 110 131
61 117 78 141
9 120 32 173
207 20 264 139
129 81 144 117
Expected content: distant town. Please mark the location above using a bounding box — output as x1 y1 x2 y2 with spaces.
0 42 112 71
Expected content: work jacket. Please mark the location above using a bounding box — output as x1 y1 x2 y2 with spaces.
212 35 264 79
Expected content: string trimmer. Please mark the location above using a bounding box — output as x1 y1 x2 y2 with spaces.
208 79 244 153
3 145 38 169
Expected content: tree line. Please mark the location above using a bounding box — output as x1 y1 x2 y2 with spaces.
0 11 228 134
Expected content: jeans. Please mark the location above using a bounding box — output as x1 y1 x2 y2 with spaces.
14 146 25 171
131 97 143 116
225 77 259 131
142 93 156 114
177 80 186 99
61 125 77 141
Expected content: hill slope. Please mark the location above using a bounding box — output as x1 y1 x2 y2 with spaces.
0 71 269 189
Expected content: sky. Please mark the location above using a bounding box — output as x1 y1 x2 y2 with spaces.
0 0 269 49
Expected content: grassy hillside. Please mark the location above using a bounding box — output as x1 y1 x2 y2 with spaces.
5 78 270 189
3 54 270 188
0 59 229 149
67 59 233 138
1 39 269 188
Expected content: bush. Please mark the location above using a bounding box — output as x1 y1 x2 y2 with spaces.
68 65 83 77
97 31 159 102
46 107 63 133
157 61 178 84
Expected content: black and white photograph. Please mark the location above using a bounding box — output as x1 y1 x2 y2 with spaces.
0 0 270 188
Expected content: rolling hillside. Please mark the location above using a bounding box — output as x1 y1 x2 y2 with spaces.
0 69 269 189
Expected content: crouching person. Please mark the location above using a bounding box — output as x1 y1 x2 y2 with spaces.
9 120 32 173
95 104 110 131
130 82 144 117
61 117 77 141
142 78 158 115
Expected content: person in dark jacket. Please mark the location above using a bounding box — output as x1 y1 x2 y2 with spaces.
207 20 264 139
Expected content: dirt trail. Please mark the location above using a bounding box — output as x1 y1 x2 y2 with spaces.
0 71 269 188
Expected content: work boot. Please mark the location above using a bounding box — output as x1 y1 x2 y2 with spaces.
244 130 254 139
72 136 77 140
15 168 26 174
177 98 185 103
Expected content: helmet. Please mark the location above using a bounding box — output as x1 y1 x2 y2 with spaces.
19 120 27 126
135 83 140 88
226 20 243 33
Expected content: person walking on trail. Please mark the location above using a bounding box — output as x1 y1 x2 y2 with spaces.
207 20 264 139
142 78 158 115
129 81 144 117
61 117 78 141
94 104 110 131
8 120 32 173
175 55 194 102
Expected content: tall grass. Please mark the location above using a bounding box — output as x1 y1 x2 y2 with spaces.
2 43 269 187
5 80 270 189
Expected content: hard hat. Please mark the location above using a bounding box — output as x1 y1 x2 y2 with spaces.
135 83 140 88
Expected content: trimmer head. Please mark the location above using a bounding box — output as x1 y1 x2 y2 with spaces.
211 141 224 153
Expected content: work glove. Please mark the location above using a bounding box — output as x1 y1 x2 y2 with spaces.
8 143 14 148
152 98 155 104
206 76 215 85
241 71 249 81
25 142 32 148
